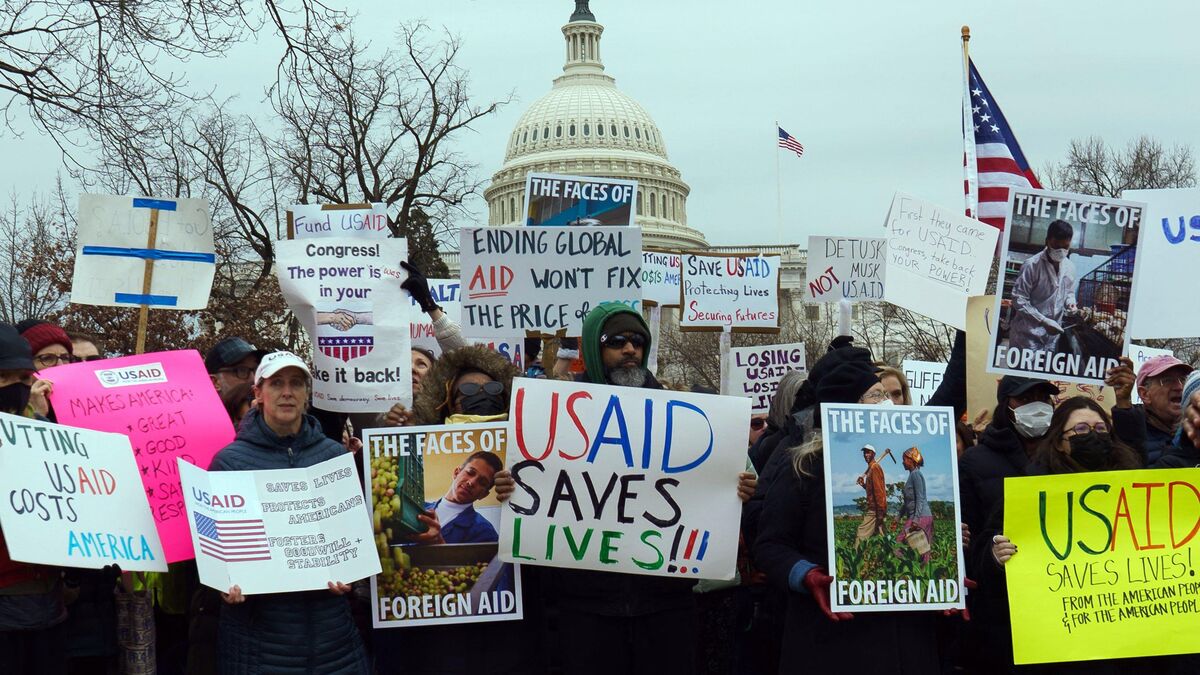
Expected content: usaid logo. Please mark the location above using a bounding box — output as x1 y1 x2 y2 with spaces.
95 362 168 388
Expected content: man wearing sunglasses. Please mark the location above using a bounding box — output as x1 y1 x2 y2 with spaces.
204 337 268 397
67 331 104 362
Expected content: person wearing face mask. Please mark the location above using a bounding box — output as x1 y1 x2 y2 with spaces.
1006 219 1078 354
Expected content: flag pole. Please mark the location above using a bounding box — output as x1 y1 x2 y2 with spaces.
774 120 783 244
961 26 978 219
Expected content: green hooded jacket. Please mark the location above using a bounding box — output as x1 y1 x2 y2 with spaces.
581 302 650 384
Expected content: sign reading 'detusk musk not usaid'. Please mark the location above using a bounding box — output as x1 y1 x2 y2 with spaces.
522 172 638 227
72 194 215 309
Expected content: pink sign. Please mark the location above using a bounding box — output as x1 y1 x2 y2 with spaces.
43 350 235 562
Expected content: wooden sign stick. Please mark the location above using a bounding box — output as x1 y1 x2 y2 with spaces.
134 208 160 355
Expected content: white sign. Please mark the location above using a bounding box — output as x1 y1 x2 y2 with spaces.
884 192 999 330
276 238 413 412
0 413 167 571
499 378 748 579
641 250 681 307
408 279 524 368
805 237 886 303
680 253 780 332
722 343 806 412
523 172 637 227
1128 344 1173 405
289 203 390 239
1123 188 1200 339
902 360 947 406
459 226 642 337
180 454 380 595
72 194 215 310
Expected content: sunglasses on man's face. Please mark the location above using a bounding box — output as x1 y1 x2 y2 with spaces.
601 334 646 350
70 355 104 363
457 381 504 397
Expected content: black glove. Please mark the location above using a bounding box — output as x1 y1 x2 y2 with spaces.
400 261 440 313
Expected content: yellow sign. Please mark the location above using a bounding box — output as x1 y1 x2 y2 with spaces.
1004 469 1200 664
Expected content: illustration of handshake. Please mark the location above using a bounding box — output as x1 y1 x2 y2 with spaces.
317 310 373 331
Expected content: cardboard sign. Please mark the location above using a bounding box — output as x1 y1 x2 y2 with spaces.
805 237 886 303
364 423 523 627
988 189 1145 386
0 413 167 572
523 172 637 227
1123 188 1200 339
276 238 413 412
884 193 999 329
44 350 234 563
1004 469 1200 664
72 194 215 310
902 360 947 406
822 404 965 612
289 203 390 239
680 253 781 332
641 250 681 307
459 226 642 337
499 378 749 579
180 453 380 595
722 343 806 412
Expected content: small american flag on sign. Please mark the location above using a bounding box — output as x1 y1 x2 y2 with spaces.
194 512 271 562
318 335 374 362
778 126 805 158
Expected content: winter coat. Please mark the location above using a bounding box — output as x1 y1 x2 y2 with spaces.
753 455 939 674
1112 404 1175 465
208 408 368 675
412 344 521 426
1153 431 1200 469
958 423 1030 545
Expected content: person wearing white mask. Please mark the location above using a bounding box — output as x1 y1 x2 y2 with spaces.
1006 219 1078 353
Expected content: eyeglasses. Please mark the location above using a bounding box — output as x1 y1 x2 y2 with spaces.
601 334 646 350
34 354 70 367
1149 375 1187 388
69 355 104 363
1065 422 1108 436
217 366 255 380
861 390 888 404
457 381 504 397
750 418 767 430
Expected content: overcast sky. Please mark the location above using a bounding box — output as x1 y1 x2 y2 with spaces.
4 0 1199 247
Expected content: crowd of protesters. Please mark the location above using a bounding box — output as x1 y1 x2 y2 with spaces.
1 262 1199 675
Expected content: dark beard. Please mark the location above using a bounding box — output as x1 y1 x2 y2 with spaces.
607 365 648 388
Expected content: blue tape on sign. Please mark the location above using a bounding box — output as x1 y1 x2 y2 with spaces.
82 246 215 264
131 198 177 211
114 293 178 307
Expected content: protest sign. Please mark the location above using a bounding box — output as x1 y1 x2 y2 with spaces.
523 172 637 227
1128 344 1174 405
44 350 233 563
884 193 999 329
804 237 885 303
499 378 748 579
988 188 1145 386
459 226 642 337
179 453 379 595
276 238 413 412
902 360 947 406
0 413 167 572
364 423 522 627
1004 469 1200 663
1124 188 1200 339
680 253 781 332
721 343 806 412
408 279 524 368
641 249 681 307
72 194 215 310
822 403 964 612
288 203 389 239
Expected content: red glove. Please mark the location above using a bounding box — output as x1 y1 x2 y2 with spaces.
942 577 978 622
802 567 854 622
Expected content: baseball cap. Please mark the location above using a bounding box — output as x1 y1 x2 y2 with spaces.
861 444 876 454
997 376 1059 400
205 337 267 373
254 351 311 382
1136 355 1193 389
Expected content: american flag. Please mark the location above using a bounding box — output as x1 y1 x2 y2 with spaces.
318 335 374 362
194 512 271 562
778 126 805 158
963 59 1041 230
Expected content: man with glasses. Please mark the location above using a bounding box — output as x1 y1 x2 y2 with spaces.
1112 355 1194 465
67 332 104 362
204 337 267 396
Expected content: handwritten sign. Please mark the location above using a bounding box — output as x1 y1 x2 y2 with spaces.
722 343 806 412
1124 188 1200 339
523 172 637 227
459 226 642 337
822 404 964 612
0 413 167 571
902 360 947 406
408 279 524 369
43 351 232 562
805 237 886 303
364 423 523 627
499 378 748 579
289 203 390 239
276 238 413 412
884 193 998 329
72 194 215 309
1004 469 1200 663
680 253 780 332
180 453 380 595
641 250 681 307
1129 344 1174 406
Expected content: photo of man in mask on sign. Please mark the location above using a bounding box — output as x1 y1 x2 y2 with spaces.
1007 218 1077 353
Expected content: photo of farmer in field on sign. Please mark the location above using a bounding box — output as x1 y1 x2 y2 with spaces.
896 447 932 563
854 444 889 545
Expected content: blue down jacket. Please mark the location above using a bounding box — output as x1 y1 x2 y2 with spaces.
208 408 369 675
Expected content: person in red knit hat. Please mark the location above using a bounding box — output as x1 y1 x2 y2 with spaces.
18 320 73 372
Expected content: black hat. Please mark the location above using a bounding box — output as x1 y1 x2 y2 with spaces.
600 312 650 344
792 341 875 413
815 361 881 405
0 323 35 372
997 376 1058 401
204 337 267 374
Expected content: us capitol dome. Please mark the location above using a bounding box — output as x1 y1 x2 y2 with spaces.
482 0 709 250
